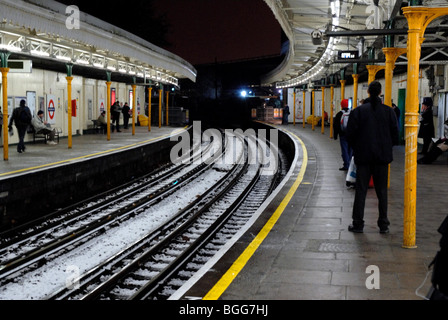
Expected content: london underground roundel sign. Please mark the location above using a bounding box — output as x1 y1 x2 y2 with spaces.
48 99 55 120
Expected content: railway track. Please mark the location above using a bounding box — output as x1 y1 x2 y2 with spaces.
0 130 223 280
0 128 289 300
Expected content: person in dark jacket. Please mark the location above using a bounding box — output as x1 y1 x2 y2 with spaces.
121 102 131 129
418 97 435 155
111 101 121 132
333 99 352 171
8 99 32 153
345 81 399 234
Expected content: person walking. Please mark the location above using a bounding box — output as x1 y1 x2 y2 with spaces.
333 99 352 171
418 97 435 155
345 81 399 234
8 99 32 153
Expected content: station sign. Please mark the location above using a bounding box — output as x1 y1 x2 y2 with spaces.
47 94 57 125
9 60 33 73
337 51 359 60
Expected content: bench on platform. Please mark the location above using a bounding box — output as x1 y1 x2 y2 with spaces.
91 120 106 134
30 126 61 144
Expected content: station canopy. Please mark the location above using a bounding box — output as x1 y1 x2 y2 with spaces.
0 0 197 86
262 0 448 89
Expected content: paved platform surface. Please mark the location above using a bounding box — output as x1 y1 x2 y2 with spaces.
0 126 185 178
183 123 447 300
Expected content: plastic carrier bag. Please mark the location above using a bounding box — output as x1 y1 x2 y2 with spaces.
346 157 356 183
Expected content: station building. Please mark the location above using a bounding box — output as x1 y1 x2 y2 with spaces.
0 0 196 147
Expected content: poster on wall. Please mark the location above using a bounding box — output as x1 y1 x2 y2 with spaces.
15 97 26 111
7 97 13 116
46 94 57 125
137 97 141 115
296 100 303 121
98 98 107 122
99 99 105 113
26 91 36 117
38 96 45 115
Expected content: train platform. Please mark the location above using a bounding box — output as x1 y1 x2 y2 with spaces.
178 123 448 301
0 126 186 179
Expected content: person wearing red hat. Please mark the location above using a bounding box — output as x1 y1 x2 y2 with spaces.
333 99 353 171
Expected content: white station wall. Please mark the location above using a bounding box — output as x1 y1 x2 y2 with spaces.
1 68 146 145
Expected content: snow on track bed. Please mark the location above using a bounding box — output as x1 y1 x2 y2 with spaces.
0 128 289 300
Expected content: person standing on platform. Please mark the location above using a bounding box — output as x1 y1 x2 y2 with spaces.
122 102 131 129
333 99 352 171
111 101 121 132
345 81 399 234
8 99 32 153
283 104 290 125
418 97 435 155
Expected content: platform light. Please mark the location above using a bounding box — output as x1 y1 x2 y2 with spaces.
240 90 247 98
31 50 50 57
56 55 72 62
0 44 21 52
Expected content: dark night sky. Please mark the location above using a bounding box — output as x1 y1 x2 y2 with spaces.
152 0 282 65
57 0 282 66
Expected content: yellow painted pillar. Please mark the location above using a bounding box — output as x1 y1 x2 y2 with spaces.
159 89 163 128
383 47 407 107
148 87 152 132
321 86 325 134
352 74 359 109
293 89 296 126
340 80 346 100
1 67 10 161
302 90 306 128
383 47 407 190
106 81 112 141
401 6 448 248
66 76 73 149
166 90 169 126
132 84 136 136
366 65 386 84
330 85 334 139
312 89 315 131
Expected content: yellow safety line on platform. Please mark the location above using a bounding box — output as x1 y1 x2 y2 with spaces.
0 128 186 178
203 129 308 300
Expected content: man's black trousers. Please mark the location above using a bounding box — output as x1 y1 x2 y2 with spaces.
352 163 390 230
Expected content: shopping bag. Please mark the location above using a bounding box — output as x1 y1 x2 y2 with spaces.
346 157 356 183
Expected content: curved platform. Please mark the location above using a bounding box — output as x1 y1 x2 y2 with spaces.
174 124 447 300
0 126 188 229
0 126 186 179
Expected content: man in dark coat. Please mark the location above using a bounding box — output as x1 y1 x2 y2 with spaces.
418 97 435 155
345 81 399 234
111 101 121 132
8 99 32 153
121 102 131 129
